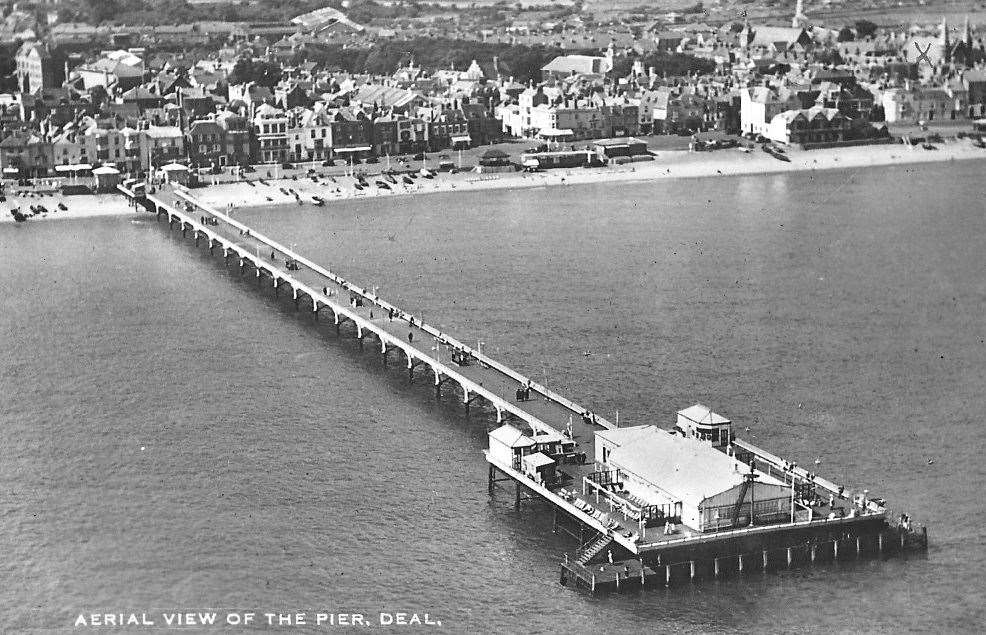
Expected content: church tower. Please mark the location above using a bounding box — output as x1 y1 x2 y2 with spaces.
940 16 950 63
792 0 808 29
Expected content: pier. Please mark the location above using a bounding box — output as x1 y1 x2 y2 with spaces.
120 183 928 593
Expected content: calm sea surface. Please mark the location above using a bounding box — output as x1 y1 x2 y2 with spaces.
2 161 985 633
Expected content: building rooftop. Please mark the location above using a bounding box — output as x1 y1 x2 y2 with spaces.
606 427 785 506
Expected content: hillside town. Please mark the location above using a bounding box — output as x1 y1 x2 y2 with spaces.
1 0 985 183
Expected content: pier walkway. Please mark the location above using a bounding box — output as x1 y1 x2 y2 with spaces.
125 185 611 446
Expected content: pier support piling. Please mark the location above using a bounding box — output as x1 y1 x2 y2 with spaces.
690 560 695 581
833 539 839 561
714 557 720 578
856 536 862 557
811 545 817 563
665 564 671 587
738 554 744 573
878 532 884 555
762 550 768 570
787 547 792 568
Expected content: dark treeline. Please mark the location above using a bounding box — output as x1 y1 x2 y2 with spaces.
57 0 347 25
610 51 717 79
286 39 719 84
294 39 588 85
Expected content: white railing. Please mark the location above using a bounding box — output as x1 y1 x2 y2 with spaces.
170 187 616 431
142 190 570 437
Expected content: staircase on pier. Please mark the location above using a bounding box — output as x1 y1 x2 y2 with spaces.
575 533 614 565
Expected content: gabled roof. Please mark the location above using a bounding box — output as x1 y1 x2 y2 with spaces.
542 54 605 75
489 424 536 448
677 404 730 426
189 120 223 135
606 427 786 507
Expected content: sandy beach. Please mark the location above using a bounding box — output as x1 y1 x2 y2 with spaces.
190 138 986 211
3 139 983 224
0 191 139 224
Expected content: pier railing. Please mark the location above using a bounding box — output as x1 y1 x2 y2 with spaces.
169 187 617 431
733 438 887 515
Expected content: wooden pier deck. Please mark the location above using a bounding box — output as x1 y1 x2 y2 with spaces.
128 184 612 449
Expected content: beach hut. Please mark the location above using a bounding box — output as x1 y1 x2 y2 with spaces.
159 162 190 185
93 165 121 192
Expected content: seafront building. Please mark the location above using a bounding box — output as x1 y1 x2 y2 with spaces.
0 5 984 176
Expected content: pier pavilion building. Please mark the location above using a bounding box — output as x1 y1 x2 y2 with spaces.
595 425 793 533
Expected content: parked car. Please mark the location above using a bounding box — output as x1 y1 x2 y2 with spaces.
321 159 335 167
281 162 294 169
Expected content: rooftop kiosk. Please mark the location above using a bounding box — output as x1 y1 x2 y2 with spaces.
674 403 733 448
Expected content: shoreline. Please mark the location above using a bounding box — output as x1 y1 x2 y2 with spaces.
190 139 986 211
4 139 984 224
0 192 139 225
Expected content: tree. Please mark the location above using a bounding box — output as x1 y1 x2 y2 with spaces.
837 26 855 42
854 20 878 39
228 58 283 88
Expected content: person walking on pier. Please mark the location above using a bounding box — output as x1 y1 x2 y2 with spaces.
408 331 413 343
607 550 613 564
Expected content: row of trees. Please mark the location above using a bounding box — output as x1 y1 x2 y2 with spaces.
284 38 720 85
294 38 581 84
52 0 485 27
56 0 339 25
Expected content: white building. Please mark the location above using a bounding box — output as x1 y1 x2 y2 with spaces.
595 424 793 532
